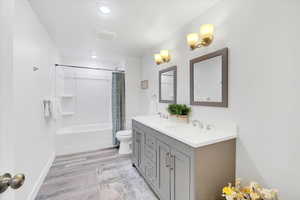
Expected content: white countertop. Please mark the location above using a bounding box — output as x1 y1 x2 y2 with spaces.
132 115 237 148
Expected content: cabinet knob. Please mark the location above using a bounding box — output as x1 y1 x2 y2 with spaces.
170 155 175 170
0 173 25 193
10 174 25 189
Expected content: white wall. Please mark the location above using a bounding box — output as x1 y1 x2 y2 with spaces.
140 0 300 199
124 57 142 127
13 0 59 199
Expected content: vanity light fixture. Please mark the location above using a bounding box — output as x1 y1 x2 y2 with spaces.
187 24 214 50
154 50 171 65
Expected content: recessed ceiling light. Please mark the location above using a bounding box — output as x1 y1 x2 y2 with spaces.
91 55 97 59
99 6 111 14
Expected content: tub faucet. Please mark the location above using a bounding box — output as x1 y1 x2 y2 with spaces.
191 120 204 129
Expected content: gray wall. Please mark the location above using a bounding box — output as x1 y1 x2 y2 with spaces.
140 0 300 199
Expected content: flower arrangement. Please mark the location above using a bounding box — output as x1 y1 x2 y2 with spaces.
222 179 279 200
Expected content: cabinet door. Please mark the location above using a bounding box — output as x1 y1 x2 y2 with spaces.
157 140 171 200
145 159 156 186
139 131 145 173
132 129 139 166
170 148 191 200
132 129 144 169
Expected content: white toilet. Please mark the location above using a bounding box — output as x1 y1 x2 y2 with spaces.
116 130 132 154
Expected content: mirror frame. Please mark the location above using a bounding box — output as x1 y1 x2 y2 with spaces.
190 48 228 107
159 66 177 104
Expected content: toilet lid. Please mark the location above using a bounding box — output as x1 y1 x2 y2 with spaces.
117 130 132 136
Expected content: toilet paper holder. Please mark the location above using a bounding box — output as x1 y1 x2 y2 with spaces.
43 99 52 118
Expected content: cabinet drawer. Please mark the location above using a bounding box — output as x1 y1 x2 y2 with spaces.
145 146 156 163
145 134 156 150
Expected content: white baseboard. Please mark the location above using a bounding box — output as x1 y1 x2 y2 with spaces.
27 152 55 200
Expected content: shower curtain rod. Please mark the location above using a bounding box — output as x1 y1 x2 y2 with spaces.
55 64 125 73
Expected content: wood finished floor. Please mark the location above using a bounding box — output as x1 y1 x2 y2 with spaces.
35 148 158 200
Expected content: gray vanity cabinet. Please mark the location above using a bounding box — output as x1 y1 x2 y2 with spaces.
132 119 236 200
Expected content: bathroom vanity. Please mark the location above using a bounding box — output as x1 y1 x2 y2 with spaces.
132 115 237 200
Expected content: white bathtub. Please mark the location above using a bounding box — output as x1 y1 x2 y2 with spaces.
56 123 114 155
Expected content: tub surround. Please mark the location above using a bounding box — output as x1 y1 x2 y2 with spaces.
132 115 236 200
132 115 237 148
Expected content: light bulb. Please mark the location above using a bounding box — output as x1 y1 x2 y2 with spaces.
200 24 214 37
200 24 214 46
99 6 111 14
154 54 163 65
187 33 199 49
160 50 170 62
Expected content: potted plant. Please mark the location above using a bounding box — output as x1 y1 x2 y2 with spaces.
167 104 191 123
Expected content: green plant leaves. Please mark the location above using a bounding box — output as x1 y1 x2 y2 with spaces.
167 104 191 116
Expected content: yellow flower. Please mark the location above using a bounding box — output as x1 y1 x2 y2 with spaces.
237 192 244 199
250 192 261 200
223 187 234 195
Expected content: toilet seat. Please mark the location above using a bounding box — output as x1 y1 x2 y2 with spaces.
116 130 132 137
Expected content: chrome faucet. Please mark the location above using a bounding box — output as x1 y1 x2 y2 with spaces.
191 120 204 129
158 112 168 119
162 114 169 119
206 124 214 130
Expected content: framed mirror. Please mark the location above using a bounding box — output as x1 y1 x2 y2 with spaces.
190 48 228 107
159 66 177 103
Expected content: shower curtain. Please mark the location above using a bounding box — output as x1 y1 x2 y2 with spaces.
112 72 125 146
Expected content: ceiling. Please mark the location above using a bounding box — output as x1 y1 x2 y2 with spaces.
29 0 220 64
